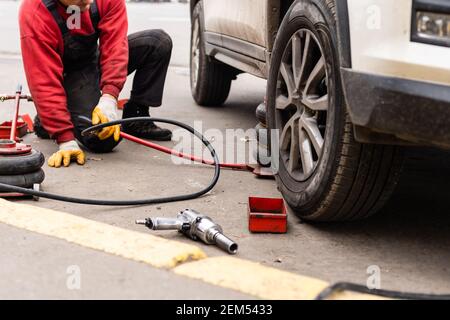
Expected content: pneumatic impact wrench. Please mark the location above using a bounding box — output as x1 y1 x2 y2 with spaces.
136 209 238 254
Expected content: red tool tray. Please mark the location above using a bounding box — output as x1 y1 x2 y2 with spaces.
248 197 287 234
0 121 28 140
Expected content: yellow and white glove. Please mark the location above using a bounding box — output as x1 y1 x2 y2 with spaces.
48 140 86 168
92 94 120 142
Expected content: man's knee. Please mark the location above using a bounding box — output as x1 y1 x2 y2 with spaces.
154 29 173 56
85 140 120 154
139 29 173 58
76 133 121 154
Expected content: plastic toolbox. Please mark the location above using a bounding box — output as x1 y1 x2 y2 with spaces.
248 197 287 233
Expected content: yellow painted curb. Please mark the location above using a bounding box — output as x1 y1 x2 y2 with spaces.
0 199 206 269
173 257 389 300
173 256 330 300
0 199 389 300
327 291 389 300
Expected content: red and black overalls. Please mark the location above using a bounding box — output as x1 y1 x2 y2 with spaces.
40 0 173 152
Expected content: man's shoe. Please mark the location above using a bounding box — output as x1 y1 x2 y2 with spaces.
34 115 51 139
122 120 172 141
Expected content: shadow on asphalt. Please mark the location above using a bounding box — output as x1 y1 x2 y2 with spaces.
195 83 450 254
311 147 450 246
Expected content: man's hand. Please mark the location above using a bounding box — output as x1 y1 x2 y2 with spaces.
48 140 86 168
92 94 120 141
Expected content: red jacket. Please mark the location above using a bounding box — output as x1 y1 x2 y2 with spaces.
19 0 129 143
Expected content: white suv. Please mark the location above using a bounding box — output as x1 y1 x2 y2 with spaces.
189 0 450 221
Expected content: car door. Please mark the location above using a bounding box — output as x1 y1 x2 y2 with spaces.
203 0 270 49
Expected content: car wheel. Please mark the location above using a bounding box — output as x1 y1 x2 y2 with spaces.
190 1 235 106
267 0 404 221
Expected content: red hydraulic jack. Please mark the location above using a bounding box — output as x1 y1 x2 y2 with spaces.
0 85 42 200
0 86 34 141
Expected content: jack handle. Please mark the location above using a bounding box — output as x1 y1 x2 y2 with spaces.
0 94 33 102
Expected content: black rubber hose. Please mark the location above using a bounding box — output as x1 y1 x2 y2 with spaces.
315 282 450 300
0 117 220 206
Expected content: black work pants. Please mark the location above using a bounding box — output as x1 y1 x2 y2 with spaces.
64 29 173 153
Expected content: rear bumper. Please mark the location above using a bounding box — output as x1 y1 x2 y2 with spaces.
341 68 450 149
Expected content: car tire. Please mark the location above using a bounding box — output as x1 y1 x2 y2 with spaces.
190 1 235 106
0 169 45 191
267 0 404 221
0 149 45 175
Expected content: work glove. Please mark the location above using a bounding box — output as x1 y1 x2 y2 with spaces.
48 140 86 168
92 94 121 141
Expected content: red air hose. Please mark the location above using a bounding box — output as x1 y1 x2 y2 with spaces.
120 132 250 171
118 99 251 171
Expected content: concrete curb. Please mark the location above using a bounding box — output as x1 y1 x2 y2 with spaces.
0 199 385 300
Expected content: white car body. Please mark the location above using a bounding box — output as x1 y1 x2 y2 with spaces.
194 0 450 148
190 0 450 221
348 0 450 86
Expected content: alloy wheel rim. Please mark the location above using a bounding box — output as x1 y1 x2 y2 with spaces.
275 29 329 182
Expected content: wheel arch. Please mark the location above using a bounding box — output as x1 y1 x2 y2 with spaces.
333 0 352 68
190 0 201 18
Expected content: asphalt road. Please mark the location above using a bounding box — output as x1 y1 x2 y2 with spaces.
1 1 450 299
0 1 190 67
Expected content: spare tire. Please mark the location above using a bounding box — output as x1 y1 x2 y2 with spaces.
0 169 45 192
0 149 45 175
